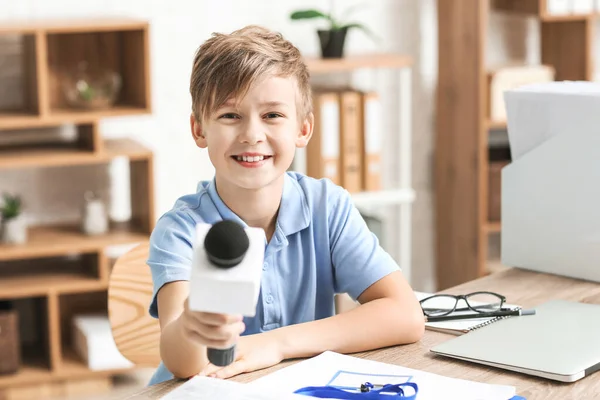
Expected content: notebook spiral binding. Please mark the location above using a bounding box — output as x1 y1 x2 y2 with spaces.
469 307 522 331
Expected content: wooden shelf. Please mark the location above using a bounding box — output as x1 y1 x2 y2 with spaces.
0 17 148 34
486 221 502 233
0 224 149 262
352 188 415 207
492 0 596 22
304 53 412 74
540 13 595 22
0 351 133 389
0 274 106 300
0 107 150 130
0 356 50 389
487 119 507 130
0 18 154 397
56 349 134 379
0 138 153 170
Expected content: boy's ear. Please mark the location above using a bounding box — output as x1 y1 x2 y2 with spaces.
295 112 314 148
190 113 207 148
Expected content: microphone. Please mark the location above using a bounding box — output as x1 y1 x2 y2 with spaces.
189 220 265 367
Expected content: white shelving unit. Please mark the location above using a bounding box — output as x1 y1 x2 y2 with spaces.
296 54 415 282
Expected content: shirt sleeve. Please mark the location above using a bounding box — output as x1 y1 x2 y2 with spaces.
329 186 400 301
147 208 198 319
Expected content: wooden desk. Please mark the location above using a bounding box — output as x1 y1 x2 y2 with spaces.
125 268 600 399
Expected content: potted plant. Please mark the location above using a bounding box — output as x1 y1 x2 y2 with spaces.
0 193 27 244
290 5 376 59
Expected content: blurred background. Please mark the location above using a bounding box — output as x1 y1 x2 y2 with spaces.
0 0 595 398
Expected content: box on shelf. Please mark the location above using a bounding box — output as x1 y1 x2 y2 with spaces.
487 64 555 123
0 302 21 375
72 313 133 371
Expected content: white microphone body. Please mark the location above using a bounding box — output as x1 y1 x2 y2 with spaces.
189 222 265 316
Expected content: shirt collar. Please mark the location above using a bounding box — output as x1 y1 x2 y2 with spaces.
277 172 310 236
204 173 310 239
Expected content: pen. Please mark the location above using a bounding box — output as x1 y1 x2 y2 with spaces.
425 308 536 322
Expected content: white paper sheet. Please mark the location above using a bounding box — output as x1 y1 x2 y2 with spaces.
248 351 516 400
161 376 306 400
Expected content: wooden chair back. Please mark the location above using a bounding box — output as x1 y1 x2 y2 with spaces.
108 242 161 367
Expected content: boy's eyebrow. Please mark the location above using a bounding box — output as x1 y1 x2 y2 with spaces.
220 100 290 108
217 100 289 110
259 100 289 108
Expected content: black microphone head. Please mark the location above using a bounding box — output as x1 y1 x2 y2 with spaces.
204 220 249 268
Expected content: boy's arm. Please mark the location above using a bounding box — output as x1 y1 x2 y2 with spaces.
272 185 424 358
157 281 210 379
147 209 208 379
273 269 424 359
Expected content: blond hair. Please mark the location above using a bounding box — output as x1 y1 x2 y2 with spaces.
190 25 311 123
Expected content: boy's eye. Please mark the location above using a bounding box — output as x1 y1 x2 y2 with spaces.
264 113 282 119
219 113 240 119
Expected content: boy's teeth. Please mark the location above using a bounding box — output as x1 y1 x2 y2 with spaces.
236 155 265 162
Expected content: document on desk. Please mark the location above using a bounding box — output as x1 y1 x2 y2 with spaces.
248 351 516 400
161 376 305 399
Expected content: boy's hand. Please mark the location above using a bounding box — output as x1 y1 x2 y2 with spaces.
198 332 284 379
179 299 246 350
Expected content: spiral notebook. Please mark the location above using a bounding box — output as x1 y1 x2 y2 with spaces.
415 291 521 335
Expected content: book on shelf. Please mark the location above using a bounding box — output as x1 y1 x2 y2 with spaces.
305 87 382 193
306 91 341 185
361 91 382 191
339 90 363 193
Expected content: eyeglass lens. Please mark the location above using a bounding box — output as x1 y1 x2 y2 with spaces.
466 292 503 312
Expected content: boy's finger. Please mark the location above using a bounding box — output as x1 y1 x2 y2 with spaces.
184 327 238 349
198 363 221 377
214 359 248 379
194 312 243 326
196 321 245 342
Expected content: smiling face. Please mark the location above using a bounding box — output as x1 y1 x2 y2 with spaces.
191 75 313 192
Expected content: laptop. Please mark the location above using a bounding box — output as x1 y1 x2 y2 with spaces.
430 300 600 382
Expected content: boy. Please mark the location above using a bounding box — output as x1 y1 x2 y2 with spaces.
146 25 424 386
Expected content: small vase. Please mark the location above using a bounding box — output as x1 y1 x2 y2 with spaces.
318 27 348 58
1 215 27 244
82 191 108 236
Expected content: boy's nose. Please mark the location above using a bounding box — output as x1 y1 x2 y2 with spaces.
239 119 265 144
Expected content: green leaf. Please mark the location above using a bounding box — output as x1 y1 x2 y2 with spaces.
290 9 330 20
340 22 380 42
0 193 21 220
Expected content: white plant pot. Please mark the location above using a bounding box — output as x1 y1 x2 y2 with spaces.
1 215 27 244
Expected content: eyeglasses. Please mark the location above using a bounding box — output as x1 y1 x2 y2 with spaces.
420 291 507 319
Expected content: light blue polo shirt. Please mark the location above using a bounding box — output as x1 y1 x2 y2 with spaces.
145 171 400 386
